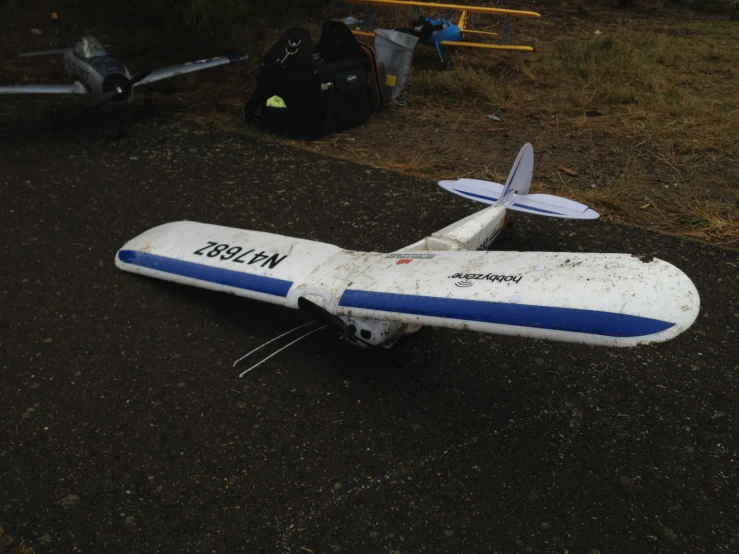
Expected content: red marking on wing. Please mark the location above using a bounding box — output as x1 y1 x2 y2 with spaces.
396 259 412 265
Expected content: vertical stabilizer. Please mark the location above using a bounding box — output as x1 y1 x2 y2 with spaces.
495 143 534 206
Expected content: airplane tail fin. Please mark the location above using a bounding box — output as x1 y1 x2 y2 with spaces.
52 12 64 48
439 143 599 220
5 13 66 59
494 142 534 206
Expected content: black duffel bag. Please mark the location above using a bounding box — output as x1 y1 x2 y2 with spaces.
244 22 384 141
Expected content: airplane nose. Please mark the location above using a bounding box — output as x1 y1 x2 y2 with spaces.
102 74 132 103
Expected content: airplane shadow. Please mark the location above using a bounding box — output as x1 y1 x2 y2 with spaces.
0 96 185 144
139 276 437 380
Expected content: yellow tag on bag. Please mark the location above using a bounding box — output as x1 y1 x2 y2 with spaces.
266 95 287 108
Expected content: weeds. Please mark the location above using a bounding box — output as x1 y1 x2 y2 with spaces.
293 11 739 246
1 1 736 245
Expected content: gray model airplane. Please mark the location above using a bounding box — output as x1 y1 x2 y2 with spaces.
1 14 247 114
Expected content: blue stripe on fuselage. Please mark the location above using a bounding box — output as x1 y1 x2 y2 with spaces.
338 290 673 338
117 250 293 297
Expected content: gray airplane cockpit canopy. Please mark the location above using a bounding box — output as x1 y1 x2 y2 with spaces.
74 37 108 59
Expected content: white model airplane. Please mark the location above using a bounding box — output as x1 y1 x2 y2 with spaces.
115 144 700 357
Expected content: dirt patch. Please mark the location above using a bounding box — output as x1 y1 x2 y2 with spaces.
1 2 737 246
197 5 739 246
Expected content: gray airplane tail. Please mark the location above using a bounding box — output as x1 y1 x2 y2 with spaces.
52 12 65 48
6 13 67 59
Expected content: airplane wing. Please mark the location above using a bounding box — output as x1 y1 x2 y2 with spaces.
115 221 346 308
0 82 87 95
436 41 534 52
344 0 540 18
117 222 700 347
335 250 700 347
352 30 534 51
133 53 248 87
6 48 68 58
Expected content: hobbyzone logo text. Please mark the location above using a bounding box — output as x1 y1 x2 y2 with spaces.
450 272 523 287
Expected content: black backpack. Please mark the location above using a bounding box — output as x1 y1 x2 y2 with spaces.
244 22 385 141
313 20 387 111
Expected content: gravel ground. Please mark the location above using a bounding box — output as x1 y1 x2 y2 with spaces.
1 115 737 554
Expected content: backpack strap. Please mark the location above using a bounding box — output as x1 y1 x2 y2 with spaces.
359 44 383 111
314 21 365 63
244 27 314 122
244 70 272 122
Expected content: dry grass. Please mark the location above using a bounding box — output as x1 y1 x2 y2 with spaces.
278 8 739 247
1 2 736 246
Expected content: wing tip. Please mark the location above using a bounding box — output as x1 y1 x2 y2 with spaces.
438 179 502 205
115 249 135 272
226 52 249 62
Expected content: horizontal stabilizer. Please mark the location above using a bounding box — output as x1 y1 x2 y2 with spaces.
507 193 599 219
440 143 599 219
439 178 504 203
439 177 599 219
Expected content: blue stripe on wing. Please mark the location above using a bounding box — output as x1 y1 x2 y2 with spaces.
511 202 564 216
453 188 567 216
117 250 293 298
338 290 674 338
454 189 498 202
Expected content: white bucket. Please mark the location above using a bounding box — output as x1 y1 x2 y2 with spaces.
373 29 419 102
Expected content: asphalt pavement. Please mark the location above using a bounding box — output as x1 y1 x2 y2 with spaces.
1 113 737 554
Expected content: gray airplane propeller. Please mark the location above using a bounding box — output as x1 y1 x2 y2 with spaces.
84 69 152 111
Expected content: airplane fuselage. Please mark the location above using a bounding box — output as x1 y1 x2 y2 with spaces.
423 17 463 46
366 204 507 346
61 41 133 103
